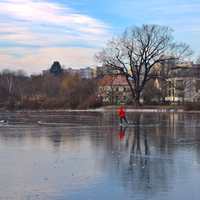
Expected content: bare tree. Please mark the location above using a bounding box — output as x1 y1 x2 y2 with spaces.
94 24 193 107
1 69 14 102
14 70 28 102
41 74 62 98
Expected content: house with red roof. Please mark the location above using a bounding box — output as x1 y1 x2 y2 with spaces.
98 74 134 104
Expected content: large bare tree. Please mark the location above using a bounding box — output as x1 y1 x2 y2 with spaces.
94 24 193 107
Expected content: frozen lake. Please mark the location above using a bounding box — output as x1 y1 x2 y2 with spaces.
0 110 200 200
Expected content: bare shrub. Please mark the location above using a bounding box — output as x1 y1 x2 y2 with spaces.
183 102 200 111
80 93 103 109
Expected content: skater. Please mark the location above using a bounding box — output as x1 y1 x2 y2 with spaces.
118 108 129 125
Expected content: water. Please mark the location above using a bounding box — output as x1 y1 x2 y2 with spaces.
0 110 200 200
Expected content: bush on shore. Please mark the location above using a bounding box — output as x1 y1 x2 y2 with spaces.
77 93 103 109
0 94 103 110
183 102 200 111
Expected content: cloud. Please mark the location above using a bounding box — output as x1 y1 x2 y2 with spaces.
0 0 109 35
0 22 107 48
0 0 110 74
0 0 110 48
0 47 99 74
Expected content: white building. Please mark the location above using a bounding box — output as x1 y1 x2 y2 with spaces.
165 67 200 103
64 67 93 79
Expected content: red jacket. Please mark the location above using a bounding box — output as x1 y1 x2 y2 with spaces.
119 109 125 117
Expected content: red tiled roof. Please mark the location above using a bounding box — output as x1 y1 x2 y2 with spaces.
98 74 133 86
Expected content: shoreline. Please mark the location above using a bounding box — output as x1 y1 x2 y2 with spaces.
1 104 200 113
97 104 184 110
94 105 200 113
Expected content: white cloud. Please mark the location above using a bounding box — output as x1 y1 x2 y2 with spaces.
0 0 109 35
0 47 99 74
0 0 110 73
0 0 110 48
0 22 107 47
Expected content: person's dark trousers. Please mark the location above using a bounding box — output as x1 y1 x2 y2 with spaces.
120 117 128 124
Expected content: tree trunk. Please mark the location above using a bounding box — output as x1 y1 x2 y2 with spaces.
7 74 13 101
182 91 185 105
134 91 140 108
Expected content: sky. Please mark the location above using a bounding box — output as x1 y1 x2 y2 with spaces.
0 0 200 75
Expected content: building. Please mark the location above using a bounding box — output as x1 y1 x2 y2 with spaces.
64 67 93 79
79 67 93 79
98 74 134 105
172 60 193 68
165 67 200 103
129 65 147 77
93 65 121 78
42 70 49 75
93 66 103 78
63 68 79 75
153 60 200 104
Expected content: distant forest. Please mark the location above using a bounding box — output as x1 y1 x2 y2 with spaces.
0 68 102 110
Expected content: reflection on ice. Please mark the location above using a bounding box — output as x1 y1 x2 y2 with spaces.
0 110 200 199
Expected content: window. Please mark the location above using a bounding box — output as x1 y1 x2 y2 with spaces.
124 87 127 91
116 87 119 91
124 96 126 100
176 80 184 88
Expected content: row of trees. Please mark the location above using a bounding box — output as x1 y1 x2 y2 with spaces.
0 68 102 110
1 24 199 109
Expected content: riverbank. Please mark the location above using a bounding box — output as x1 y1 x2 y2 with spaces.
98 105 184 111
97 104 200 112
1 102 199 112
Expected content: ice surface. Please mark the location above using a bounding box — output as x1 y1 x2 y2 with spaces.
0 110 200 200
